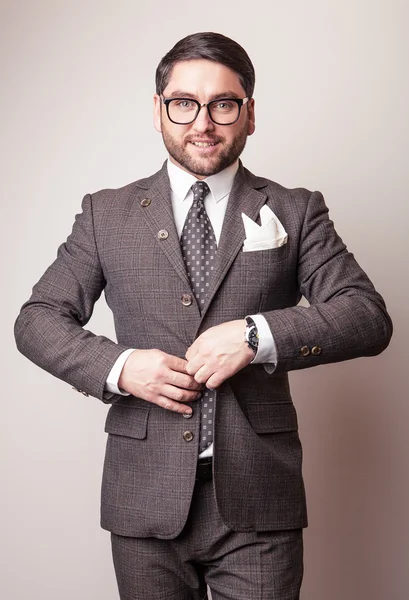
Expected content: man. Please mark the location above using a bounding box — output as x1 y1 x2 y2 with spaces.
14 32 392 599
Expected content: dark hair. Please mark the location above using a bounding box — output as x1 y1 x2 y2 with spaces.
155 32 255 98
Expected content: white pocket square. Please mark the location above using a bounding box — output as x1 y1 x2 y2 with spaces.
242 205 288 252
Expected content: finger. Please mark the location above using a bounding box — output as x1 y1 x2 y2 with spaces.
166 354 191 374
206 372 225 389
162 384 202 404
168 370 202 391
185 344 197 361
153 395 193 415
193 365 213 385
185 355 206 376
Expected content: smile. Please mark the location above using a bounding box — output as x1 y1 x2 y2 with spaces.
190 141 218 148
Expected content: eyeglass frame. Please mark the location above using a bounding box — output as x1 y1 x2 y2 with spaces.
161 96 251 126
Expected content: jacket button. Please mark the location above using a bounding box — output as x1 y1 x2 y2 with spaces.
158 229 169 240
311 345 322 356
183 431 194 442
181 294 193 306
183 411 193 419
140 198 151 207
300 346 310 356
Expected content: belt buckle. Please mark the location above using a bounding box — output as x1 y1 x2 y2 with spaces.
196 458 213 481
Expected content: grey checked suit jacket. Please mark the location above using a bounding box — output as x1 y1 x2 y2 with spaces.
15 161 392 538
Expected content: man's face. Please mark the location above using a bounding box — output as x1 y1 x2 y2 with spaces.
153 59 255 179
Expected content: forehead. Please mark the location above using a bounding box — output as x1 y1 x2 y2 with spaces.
164 59 245 98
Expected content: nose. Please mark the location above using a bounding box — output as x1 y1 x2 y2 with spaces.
192 105 215 133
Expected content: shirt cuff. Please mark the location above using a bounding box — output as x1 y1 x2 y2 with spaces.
247 314 277 373
105 348 135 396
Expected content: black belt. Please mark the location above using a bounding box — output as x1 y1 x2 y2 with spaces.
196 457 213 481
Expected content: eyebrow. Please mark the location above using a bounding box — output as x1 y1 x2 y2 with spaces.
165 90 242 100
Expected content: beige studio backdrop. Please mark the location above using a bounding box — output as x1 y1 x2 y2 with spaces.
2 1 408 599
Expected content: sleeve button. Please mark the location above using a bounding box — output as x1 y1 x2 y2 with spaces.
72 387 89 397
300 346 310 356
311 345 322 356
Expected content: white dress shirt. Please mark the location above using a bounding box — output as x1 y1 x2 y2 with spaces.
105 159 278 456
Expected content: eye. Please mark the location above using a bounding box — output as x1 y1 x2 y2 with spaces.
173 99 196 109
212 100 235 112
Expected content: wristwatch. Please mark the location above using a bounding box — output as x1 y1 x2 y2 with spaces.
245 317 259 354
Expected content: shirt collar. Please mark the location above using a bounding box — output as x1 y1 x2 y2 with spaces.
167 158 239 204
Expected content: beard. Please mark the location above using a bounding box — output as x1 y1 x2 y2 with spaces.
160 123 249 177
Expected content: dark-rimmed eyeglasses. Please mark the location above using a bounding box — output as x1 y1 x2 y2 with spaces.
161 96 250 125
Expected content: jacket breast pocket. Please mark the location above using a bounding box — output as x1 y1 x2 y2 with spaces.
240 242 288 265
246 402 298 433
105 400 150 439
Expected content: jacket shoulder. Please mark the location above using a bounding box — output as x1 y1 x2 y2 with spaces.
241 165 319 213
89 163 167 208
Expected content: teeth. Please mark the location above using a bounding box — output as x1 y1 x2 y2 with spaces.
191 142 216 148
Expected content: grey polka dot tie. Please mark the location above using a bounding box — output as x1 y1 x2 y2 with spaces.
180 181 216 452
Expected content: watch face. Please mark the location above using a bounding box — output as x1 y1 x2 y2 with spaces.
246 324 259 350
249 328 259 348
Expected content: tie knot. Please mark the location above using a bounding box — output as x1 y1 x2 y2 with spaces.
191 181 210 202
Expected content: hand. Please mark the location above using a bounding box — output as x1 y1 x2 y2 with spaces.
185 320 255 389
118 349 202 415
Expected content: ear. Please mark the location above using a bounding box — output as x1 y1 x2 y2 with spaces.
153 94 162 133
247 98 255 136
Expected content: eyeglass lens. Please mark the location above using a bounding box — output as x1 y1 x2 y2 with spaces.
168 99 240 124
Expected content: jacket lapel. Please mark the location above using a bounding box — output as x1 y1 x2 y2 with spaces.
130 163 191 288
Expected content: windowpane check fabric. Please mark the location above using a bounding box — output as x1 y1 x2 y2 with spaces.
181 181 217 452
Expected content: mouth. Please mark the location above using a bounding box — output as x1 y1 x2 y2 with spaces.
188 140 220 154
189 141 218 148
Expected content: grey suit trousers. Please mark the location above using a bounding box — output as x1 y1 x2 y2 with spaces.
111 479 303 600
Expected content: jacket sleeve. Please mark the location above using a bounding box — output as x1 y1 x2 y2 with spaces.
14 193 129 401
261 190 393 372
